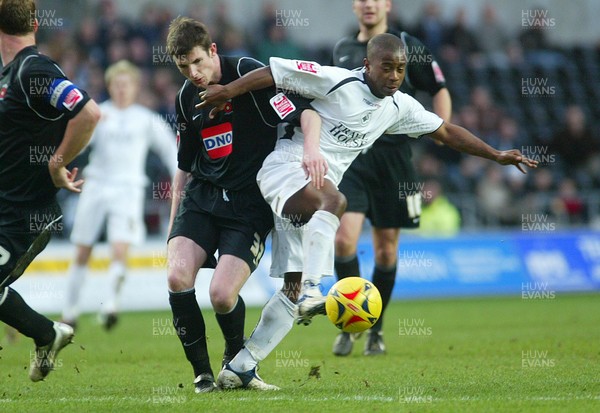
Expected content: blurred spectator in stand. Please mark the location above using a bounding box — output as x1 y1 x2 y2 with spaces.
550 105 599 186
551 178 587 225
518 7 562 68
419 180 461 236
477 4 510 67
469 86 504 139
255 24 304 64
477 165 515 226
413 2 446 57
443 7 479 64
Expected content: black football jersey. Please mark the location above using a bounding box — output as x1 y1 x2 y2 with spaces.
332 29 446 144
0 46 91 205
175 55 283 191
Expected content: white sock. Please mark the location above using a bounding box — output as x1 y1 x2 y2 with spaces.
102 261 126 314
62 264 87 322
302 210 340 287
229 290 296 371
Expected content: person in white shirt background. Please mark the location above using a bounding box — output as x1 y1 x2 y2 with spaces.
61 60 177 330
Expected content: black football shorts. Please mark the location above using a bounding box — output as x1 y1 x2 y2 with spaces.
0 200 62 289
169 180 273 272
339 139 421 229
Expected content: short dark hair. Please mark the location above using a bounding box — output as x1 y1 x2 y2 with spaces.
366 33 405 61
166 16 212 57
0 0 36 35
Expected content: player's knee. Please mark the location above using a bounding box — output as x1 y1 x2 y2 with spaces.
375 246 398 267
167 268 193 292
210 290 236 314
324 191 347 218
335 231 356 256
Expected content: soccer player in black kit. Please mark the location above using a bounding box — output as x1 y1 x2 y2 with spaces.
0 0 100 381
165 17 316 393
331 0 452 356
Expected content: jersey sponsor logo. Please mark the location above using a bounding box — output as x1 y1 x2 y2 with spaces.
200 122 233 159
431 61 445 83
361 111 372 125
329 123 369 148
295 60 320 74
269 93 296 120
48 79 83 111
0 84 7 100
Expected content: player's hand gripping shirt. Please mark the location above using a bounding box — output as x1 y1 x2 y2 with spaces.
175 56 280 191
268 57 444 184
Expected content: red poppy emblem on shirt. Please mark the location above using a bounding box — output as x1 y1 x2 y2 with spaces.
0 84 7 100
223 101 233 114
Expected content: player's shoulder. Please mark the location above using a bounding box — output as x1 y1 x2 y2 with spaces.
333 35 359 53
17 48 64 78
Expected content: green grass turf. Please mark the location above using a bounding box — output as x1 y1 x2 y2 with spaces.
1 293 599 413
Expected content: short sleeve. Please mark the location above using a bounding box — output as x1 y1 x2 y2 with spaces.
174 86 200 172
269 57 341 100
386 94 444 138
403 33 446 95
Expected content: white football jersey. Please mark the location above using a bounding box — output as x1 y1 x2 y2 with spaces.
269 58 444 184
83 101 178 187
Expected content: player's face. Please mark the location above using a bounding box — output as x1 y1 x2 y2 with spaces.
353 0 391 28
174 44 218 89
108 73 138 108
364 48 406 98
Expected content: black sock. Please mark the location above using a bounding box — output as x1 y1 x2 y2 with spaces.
334 254 360 280
215 296 245 360
0 287 55 347
371 265 396 332
169 289 212 378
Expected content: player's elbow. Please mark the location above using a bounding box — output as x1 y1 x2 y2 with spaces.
85 100 102 126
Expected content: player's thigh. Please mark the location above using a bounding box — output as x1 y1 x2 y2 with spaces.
107 186 145 245
209 254 251 310
70 182 108 246
166 236 209 290
335 212 366 256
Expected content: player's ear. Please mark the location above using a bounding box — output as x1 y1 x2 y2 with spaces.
209 43 218 57
364 57 370 72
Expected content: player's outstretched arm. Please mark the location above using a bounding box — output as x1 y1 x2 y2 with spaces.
49 100 101 192
197 66 276 117
431 122 538 173
301 109 328 189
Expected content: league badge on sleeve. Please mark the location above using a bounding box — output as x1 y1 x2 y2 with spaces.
269 93 296 120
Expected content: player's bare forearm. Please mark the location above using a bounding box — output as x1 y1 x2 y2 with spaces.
432 122 538 173
49 100 101 191
167 169 192 236
301 109 327 189
432 88 452 122
198 66 275 110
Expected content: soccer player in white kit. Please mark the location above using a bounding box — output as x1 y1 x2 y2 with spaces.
62 60 177 330
200 33 537 389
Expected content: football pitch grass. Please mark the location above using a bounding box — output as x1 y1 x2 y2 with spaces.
1 293 599 412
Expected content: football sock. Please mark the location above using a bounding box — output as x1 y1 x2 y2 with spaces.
334 254 360 280
169 289 212 377
229 290 296 372
215 295 246 359
371 264 397 332
302 210 340 287
0 287 55 347
103 261 126 314
62 263 87 322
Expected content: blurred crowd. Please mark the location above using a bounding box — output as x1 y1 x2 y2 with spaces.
32 0 600 231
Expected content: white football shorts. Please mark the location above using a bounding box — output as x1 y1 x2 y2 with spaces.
69 180 145 246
